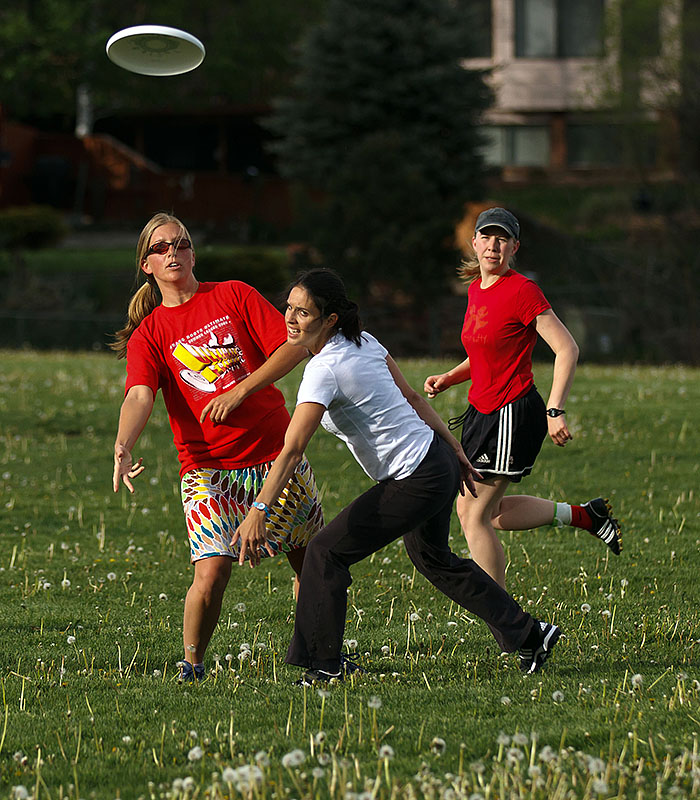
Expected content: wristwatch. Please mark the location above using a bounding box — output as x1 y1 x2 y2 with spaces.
546 408 566 418
252 501 271 517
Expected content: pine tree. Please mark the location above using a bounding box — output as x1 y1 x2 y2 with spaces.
267 0 492 299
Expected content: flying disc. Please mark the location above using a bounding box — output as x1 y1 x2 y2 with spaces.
106 25 205 76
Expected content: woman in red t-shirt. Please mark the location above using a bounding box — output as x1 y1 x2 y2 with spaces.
424 208 621 590
111 212 324 681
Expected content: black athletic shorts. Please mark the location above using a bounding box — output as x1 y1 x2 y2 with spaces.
449 385 547 483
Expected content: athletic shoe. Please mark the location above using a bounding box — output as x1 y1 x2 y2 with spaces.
296 656 365 686
519 621 562 675
178 661 205 683
583 497 622 555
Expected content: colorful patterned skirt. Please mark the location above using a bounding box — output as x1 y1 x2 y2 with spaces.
181 457 324 563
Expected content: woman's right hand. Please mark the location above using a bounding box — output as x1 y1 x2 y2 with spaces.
424 373 450 399
113 444 145 493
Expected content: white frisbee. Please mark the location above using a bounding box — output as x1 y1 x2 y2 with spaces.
106 25 205 76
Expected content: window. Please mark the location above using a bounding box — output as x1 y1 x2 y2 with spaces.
515 0 604 58
482 125 550 167
567 123 657 167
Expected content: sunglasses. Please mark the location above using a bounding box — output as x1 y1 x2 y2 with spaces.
146 238 192 257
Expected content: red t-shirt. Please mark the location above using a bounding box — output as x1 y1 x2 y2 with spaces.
126 281 290 476
461 269 550 414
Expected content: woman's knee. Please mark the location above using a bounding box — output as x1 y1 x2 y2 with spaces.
192 557 231 597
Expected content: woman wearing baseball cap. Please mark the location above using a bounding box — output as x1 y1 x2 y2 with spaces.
424 207 621 590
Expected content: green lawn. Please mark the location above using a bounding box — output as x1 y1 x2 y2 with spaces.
0 352 699 799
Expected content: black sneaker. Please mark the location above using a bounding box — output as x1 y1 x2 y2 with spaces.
295 656 365 686
340 654 365 676
178 661 205 683
295 667 343 686
583 498 622 555
519 621 561 675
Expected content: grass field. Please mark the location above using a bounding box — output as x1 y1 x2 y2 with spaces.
0 351 699 799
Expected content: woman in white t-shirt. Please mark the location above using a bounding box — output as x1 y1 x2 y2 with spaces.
235 269 562 683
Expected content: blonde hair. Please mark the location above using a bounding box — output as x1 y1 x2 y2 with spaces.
111 212 194 358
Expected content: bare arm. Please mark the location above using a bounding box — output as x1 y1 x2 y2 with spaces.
234 401 326 566
387 356 480 497
535 309 580 447
200 342 308 424
423 357 471 398
113 385 154 493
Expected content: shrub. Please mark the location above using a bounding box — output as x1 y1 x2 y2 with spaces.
194 246 291 296
0 205 68 250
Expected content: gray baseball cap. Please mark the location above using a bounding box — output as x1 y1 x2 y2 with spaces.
474 207 520 239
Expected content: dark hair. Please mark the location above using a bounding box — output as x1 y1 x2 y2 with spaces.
290 269 362 346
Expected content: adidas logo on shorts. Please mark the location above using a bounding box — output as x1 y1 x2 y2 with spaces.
475 454 490 464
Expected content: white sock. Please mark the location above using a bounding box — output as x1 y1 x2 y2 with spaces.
553 502 572 528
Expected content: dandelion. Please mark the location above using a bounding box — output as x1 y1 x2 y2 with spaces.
153 669 162 678
314 731 326 745
552 690 565 702
222 767 236 783
430 737 446 756
507 747 524 764
513 732 528 746
188 730 198 739
601 609 611 618
587 757 606 773
317 688 331 700
183 777 195 791
470 761 485 774
500 696 511 706
282 749 305 768
11 787 29 800
61 578 71 588
107 572 117 581
122 735 132 745
497 733 511 746
539 745 556 763
592 778 609 794
236 603 246 613
368 696 382 709
528 765 542 778
344 638 358 650
312 767 325 779
158 593 168 601
581 603 591 613
187 746 203 761
254 751 270 767
236 765 263 789
381 645 390 656
409 612 420 622
631 673 643 688
67 635 76 645
378 744 395 760
317 752 331 766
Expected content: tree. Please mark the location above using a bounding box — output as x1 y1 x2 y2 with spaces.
0 0 326 135
266 0 492 301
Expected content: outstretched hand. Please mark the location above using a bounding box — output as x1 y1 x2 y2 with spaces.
200 386 245 424
113 444 145 493
233 510 276 568
424 373 449 399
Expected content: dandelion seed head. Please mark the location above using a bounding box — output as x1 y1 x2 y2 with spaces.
552 690 565 702
513 733 528 746
222 767 236 782
430 736 446 755
158 593 168 601
317 752 331 766
378 744 395 759
254 751 270 767
11 787 29 800
497 733 511 746
500 696 511 706
281 749 305 768
632 673 643 688
581 603 591 613
236 603 246 613
592 778 609 794
66 635 76 645
368 695 382 709
107 572 117 581
314 731 326 745
187 746 203 761
122 735 132 744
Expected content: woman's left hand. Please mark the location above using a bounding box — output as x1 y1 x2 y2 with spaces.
456 449 482 498
233 510 276 567
548 415 573 447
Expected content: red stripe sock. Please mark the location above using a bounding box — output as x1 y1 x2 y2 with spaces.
570 505 592 531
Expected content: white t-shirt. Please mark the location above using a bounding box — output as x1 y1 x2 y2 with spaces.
296 332 434 481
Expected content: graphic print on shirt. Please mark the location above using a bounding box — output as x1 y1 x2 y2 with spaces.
463 304 488 344
171 316 247 395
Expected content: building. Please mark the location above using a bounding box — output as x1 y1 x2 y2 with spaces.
464 0 682 180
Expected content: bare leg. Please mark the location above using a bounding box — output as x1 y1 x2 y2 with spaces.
456 477 510 588
183 556 232 664
492 495 555 531
286 546 306 600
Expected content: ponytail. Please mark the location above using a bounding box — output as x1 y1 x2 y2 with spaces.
110 278 160 358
